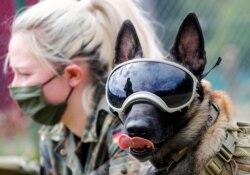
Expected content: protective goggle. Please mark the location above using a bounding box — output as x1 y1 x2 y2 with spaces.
106 59 199 115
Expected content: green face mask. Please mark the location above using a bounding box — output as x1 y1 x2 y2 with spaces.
9 76 73 125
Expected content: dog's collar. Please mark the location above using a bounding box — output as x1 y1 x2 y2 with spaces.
151 147 188 173
204 101 220 129
151 101 220 173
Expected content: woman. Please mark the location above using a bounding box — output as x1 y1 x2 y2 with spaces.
6 0 164 174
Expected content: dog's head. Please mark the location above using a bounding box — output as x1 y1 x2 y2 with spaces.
106 13 209 162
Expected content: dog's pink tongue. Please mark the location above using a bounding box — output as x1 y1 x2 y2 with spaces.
118 134 154 150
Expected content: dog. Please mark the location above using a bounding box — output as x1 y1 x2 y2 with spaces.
106 13 237 175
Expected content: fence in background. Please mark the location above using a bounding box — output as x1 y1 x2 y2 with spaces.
141 0 250 120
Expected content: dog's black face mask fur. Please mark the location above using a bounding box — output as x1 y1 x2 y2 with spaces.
120 102 189 160
112 13 207 163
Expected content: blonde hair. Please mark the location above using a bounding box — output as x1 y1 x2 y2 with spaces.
7 0 164 114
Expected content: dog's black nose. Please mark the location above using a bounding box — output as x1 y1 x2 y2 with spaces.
125 120 150 137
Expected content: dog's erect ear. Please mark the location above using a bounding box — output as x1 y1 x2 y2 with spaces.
114 20 143 67
170 13 207 79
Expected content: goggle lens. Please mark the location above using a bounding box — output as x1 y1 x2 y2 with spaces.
106 60 197 112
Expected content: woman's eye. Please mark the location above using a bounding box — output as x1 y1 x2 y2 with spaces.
19 73 31 76
15 72 32 79
13 71 29 77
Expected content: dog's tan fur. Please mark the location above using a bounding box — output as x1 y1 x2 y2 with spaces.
150 76 238 174
194 80 237 173
137 80 238 174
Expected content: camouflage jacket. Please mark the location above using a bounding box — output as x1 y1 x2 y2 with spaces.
39 96 142 175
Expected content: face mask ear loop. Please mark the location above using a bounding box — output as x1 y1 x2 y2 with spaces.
65 87 74 103
42 75 58 86
42 75 74 103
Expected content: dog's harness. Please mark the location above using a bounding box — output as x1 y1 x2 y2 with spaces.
151 101 220 174
202 132 237 175
202 122 250 175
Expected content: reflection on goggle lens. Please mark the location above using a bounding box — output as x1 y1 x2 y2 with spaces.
106 59 198 113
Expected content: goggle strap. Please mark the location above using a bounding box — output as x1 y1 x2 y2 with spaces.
202 57 222 79
109 107 123 124
197 83 204 102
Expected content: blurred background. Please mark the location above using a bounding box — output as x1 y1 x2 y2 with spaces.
142 0 250 121
0 0 249 161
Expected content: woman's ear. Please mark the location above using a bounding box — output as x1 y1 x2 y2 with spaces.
64 64 84 87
